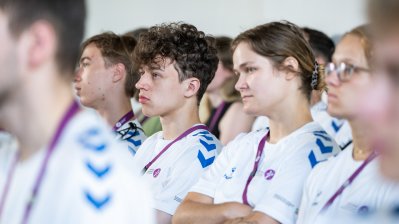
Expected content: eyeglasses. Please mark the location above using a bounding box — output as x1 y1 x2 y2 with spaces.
325 62 370 82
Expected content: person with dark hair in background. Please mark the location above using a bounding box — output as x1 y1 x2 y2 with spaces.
0 0 154 223
132 22 222 224
200 36 255 145
75 32 146 156
303 27 353 150
174 21 340 224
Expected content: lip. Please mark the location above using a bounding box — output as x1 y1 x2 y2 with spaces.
241 95 253 101
139 95 150 104
74 86 81 96
327 92 338 101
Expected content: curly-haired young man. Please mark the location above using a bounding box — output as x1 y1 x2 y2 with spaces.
132 22 222 224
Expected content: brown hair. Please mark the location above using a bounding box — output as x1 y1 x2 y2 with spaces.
133 22 219 103
342 25 373 66
368 0 399 33
232 21 325 101
0 0 86 77
81 32 138 97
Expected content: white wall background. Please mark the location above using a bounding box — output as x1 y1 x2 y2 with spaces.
86 0 367 40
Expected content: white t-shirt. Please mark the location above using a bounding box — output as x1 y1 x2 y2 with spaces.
0 110 154 224
114 119 146 156
251 116 269 132
133 126 221 215
311 101 352 149
297 143 399 224
190 122 340 224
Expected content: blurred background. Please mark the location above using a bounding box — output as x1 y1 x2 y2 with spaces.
86 0 366 41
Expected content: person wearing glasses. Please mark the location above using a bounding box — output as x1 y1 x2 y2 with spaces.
303 27 353 150
173 21 340 224
297 25 399 224
75 32 146 156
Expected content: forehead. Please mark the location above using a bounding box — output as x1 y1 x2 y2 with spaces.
142 56 173 70
81 43 102 59
333 35 366 64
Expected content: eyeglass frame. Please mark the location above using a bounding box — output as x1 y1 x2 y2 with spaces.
324 62 370 82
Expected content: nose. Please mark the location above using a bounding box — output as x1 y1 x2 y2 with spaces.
326 70 340 88
135 72 150 91
234 73 247 92
74 67 82 83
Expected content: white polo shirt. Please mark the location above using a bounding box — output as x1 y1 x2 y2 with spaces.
190 121 340 224
114 119 146 156
0 110 154 224
297 143 399 224
133 126 221 215
311 101 352 149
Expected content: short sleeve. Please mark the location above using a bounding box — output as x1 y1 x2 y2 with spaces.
190 135 243 198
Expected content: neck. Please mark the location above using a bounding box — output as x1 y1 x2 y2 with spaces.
267 96 313 144
349 118 373 161
96 95 133 127
160 101 201 140
207 91 223 108
0 75 76 161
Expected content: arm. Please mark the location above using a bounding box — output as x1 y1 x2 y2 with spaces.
223 211 280 224
219 102 255 145
173 192 253 224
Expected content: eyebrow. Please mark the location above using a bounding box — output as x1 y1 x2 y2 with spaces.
80 57 91 63
234 61 254 71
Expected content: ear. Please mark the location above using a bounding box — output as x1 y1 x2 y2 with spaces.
112 63 125 83
183 77 200 98
26 20 57 70
282 56 299 80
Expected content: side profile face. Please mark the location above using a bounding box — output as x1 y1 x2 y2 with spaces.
135 57 188 117
74 43 114 108
0 11 21 108
206 62 233 93
326 34 371 120
233 42 288 116
364 33 399 181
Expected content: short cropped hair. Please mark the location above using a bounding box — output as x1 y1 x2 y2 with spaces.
0 0 86 77
81 32 138 97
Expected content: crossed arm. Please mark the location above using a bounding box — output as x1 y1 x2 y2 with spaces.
172 192 280 224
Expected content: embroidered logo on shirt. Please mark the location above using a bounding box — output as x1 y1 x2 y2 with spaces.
264 169 276 180
224 167 236 179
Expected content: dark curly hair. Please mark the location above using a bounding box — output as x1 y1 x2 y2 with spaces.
133 22 219 103
232 21 325 101
81 32 138 97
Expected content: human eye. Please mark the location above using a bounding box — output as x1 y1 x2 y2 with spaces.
245 66 257 74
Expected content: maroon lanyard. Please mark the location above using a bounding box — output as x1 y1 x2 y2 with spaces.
321 150 378 212
112 110 135 131
0 101 80 223
208 102 226 132
142 124 208 174
242 131 269 206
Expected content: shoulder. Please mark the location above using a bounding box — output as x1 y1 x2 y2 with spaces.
282 122 341 168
